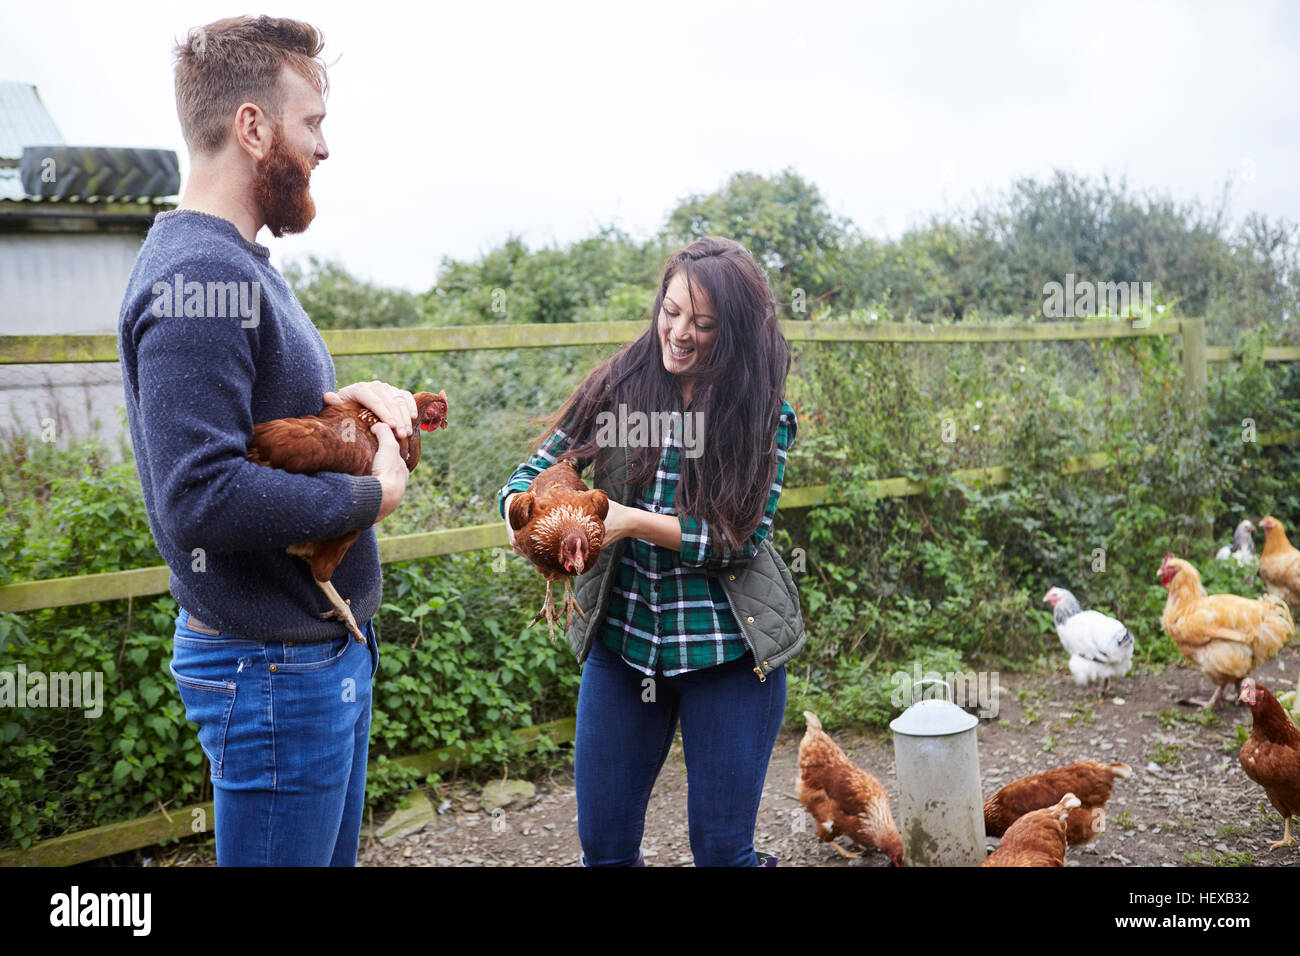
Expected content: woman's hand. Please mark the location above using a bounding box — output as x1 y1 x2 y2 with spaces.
325 381 418 438
601 500 637 546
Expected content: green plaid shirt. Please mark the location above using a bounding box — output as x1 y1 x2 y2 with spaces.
498 399 796 677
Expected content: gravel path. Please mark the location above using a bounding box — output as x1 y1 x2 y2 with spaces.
355 646 1300 868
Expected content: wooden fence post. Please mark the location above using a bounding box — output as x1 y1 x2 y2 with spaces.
1179 317 1213 539
1180 317 1207 407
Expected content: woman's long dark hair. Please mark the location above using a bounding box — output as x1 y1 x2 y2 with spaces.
533 236 791 550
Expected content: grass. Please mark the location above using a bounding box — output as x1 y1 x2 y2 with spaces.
1216 822 1254 839
1226 725 1250 752
1155 708 1219 730
1150 741 1187 767
1112 809 1137 830
1183 849 1254 867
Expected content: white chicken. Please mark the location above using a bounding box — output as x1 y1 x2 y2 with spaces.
1043 586 1135 693
1215 519 1257 567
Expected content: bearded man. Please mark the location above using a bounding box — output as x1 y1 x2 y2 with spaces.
118 16 414 865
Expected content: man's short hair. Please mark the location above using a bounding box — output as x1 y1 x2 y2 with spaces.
173 16 329 155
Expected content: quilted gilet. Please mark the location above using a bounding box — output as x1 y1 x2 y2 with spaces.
567 443 806 681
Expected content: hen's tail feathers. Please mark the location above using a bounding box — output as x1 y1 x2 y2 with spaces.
1109 762 1133 779
1257 596 1295 662
1263 592 1291 614
803 711 823 732
1057 793 1083 816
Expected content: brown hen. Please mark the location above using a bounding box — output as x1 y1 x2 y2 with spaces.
1158 553 1293 708
796 711 903 866
247 389 448 643
1259 516 1300 611
984 760 1130 845
980 793 1079 867
1239 678 1300 849
508 458 608 642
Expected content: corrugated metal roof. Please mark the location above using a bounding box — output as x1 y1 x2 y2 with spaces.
0 82 65 161
0 82 173 207
0 167 22 200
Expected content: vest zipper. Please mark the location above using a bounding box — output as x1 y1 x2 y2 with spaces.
727 582 766 682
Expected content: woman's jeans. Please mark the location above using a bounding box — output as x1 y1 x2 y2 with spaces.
575 635 786 866
171 607 379 866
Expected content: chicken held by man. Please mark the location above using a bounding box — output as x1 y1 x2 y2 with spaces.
247 389 448 643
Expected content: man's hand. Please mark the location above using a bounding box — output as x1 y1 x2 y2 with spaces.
325 380 418 438
371 422 409 522
504 493 529 557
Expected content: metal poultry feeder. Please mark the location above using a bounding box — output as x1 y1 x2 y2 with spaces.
889 678 985 866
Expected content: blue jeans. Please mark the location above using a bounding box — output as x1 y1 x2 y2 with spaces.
575 635 786 866
171 607 379 866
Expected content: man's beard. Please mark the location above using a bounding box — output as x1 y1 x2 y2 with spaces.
254 127 316 238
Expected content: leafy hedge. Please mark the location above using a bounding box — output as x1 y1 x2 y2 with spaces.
5 167 1299 850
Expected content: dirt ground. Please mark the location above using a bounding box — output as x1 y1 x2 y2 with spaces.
344 646 1300 868
140 647 1300 868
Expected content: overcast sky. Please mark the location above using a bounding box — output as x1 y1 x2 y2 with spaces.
3 0 1297 292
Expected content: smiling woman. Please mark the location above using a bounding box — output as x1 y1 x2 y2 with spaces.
498 235 804 867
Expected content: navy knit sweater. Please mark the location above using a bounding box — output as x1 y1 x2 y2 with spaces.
118 209 384 642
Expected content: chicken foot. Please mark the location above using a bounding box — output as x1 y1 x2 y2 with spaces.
1268 817 1295 850
528 578 586 643
1202 683 1243 709
828 841 862 859
317 579 367 645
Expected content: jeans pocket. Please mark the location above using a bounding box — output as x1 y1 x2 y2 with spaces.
170 666 237 779
270 635 353 672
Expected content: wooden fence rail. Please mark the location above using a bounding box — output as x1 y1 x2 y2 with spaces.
0 317 1203 364
4 315 1296 614
3 314 1297 867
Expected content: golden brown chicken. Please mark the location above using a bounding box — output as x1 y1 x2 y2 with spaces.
508 458 608 641
796 711 903 866
984 760 1130 845
1259 516 1300 610
1158 553 1293 708
247 390 448 643
980 793 1079 867
1238 678 1300 849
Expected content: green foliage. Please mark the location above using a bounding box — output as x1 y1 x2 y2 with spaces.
663 169 851 313
7 166 1300 848
284 257 422 329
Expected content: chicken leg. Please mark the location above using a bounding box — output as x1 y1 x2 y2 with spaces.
316 579 367 644
1269 817 1295 850
829 841 862 859
528 578 586 643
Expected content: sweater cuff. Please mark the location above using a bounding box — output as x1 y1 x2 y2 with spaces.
346 475 384 530
498 480 533 519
